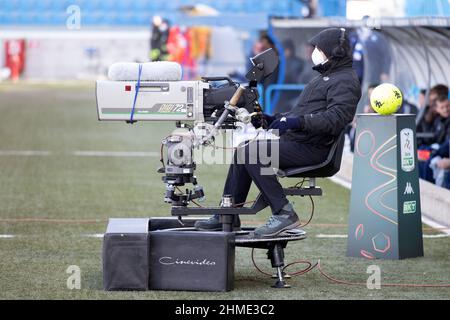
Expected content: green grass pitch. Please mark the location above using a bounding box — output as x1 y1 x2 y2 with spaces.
0 83 449 299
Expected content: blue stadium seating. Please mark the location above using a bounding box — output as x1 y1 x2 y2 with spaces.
0 0 310 26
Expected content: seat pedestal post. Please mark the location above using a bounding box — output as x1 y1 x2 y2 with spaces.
267 243 290 288
220 214 233 232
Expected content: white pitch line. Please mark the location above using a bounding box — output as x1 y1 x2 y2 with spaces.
0 150 159 157
72 151 159 157
421 214 450 236
316 233 450 239
0 150 52 156
82 233 104 238
422 234 450 238
0 234 16 238
328 175 450 235
328 175 352 189
1 233 447 239
316 234 348 238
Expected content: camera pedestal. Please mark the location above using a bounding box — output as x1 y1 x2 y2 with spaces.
102 218 306 291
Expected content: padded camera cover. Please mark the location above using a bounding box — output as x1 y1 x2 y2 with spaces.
108 62 182 81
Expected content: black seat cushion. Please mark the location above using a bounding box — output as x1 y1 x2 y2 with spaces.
277 131 346 178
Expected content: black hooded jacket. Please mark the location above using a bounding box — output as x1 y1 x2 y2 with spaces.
280 55 361 146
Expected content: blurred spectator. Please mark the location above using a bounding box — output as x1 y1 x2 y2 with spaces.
418 85 450 183
433 94 450 145
299 0 318 18
276 39 305 113
349 30 364 84
150 16 170 61
347 83 378 152
260 33 278 54
357 26 391 84
417 89 427 109
231 32 279 84
363 83 379 114
417 84 449 147
399 99 418 115
251 33 280 113
424 139 450 189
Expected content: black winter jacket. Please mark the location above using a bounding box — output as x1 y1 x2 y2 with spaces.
280 56 361 146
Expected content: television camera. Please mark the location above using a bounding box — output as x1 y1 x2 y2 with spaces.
96 48 279 209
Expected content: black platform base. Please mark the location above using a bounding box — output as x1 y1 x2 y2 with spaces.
102 218 306 291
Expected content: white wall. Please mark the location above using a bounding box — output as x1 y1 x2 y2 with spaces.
0 27 246 81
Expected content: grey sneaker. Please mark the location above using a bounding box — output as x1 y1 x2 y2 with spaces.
254 209 300 238
194 214 241 231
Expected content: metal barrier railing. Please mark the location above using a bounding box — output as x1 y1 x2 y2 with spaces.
264 84 306 114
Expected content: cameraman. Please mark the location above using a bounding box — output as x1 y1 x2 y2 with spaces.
195 28 361 237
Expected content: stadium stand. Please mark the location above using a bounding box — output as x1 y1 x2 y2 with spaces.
0 0 306 26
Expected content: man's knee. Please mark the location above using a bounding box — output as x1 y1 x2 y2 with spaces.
234 140 278 167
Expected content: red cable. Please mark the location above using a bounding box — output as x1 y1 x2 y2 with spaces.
233 200 256 207
251 256 450 288
299 195 314 228
283 260 317 276
317 260 450 288
251 248 273 277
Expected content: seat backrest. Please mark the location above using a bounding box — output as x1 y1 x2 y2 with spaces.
278 130 346 178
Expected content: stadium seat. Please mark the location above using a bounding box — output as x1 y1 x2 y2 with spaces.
116 12 135 26
163 0 184 11
83 11 98 25
259 0 276 14
244 0 265 13
0 0 18 11
34 0 53 11
212 0 231 13
35 11 53 25
7 11 21 24
275 1 291 15
81 0 102 12
81 12 94 25
50 12 66 25
103 12 118 25
133 0 148 11
101 0 117 12
0 12 13 25
49 0 70 12
226 0 246 13
0 0 302 26
277 131 346 178
133 12 151 26
148 0 166 11
116 1 133 11
19 12 38 25
26 1 35 11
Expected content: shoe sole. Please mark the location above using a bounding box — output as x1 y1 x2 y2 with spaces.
195 226 241 232
254 220 301 238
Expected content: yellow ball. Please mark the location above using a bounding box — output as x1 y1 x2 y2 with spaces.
370 83 403 115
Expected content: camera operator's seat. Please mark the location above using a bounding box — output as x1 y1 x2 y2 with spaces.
235 130 346 288
277 130 346 179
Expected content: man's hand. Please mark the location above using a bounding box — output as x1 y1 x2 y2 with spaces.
269 116 301 135
251 113 276 129
437 158 450 169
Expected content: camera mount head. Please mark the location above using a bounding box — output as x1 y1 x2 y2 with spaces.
245 48 279 85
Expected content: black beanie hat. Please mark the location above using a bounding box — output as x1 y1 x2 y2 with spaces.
308 27 349 59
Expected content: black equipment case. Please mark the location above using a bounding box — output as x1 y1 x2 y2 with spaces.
103 218 235 292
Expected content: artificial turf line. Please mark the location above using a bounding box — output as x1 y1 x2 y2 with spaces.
0 150 52 156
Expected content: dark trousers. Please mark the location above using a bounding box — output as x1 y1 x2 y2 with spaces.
223 139 329 214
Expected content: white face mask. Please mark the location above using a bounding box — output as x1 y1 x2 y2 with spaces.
311 47 328 66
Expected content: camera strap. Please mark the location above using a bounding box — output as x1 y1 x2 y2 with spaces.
130 63 143 123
